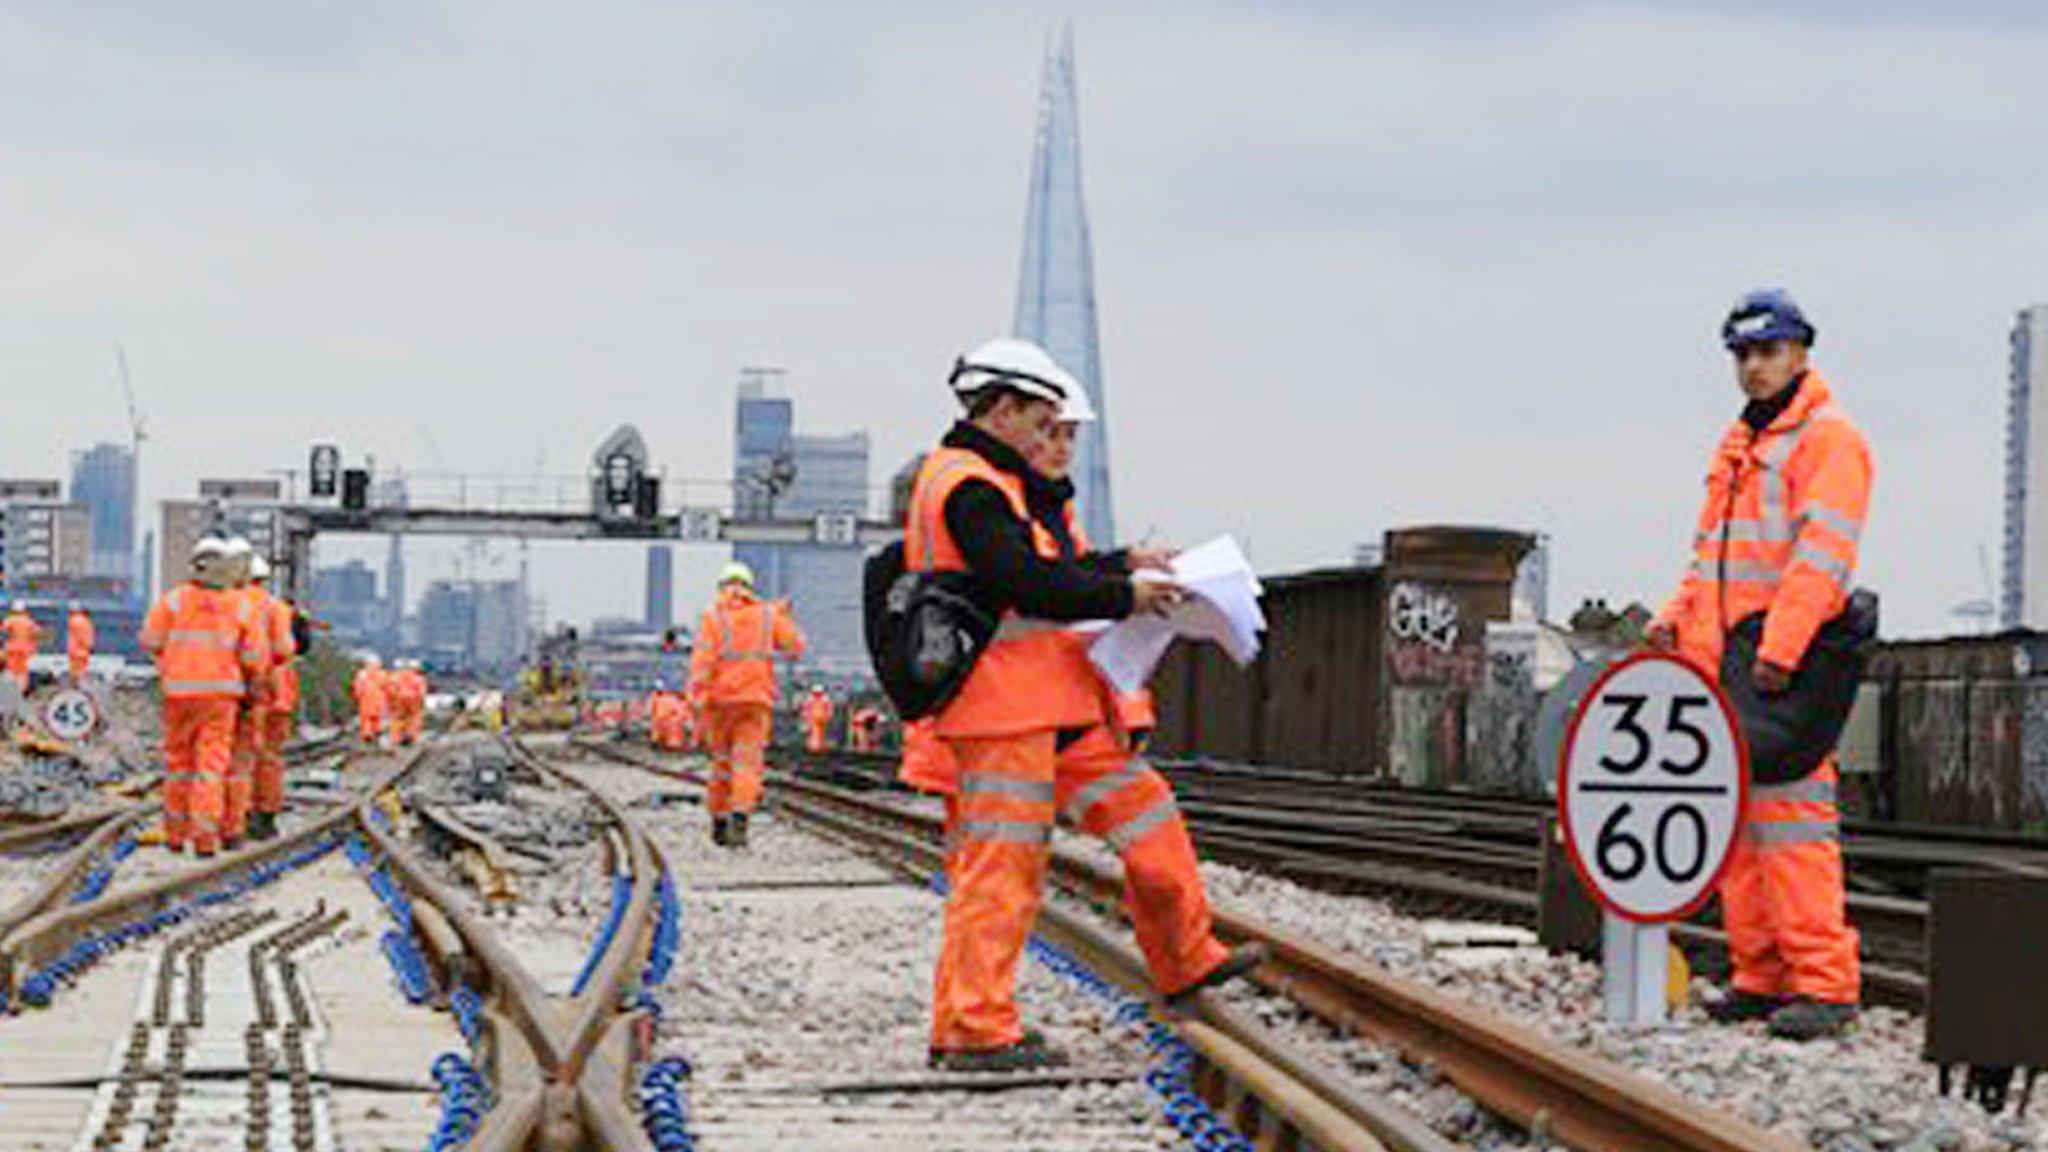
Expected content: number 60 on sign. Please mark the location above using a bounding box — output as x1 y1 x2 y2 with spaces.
1558 653 1748 923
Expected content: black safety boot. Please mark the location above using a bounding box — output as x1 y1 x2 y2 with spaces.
1164 942 1271 1010
710 816 730 847
929 1029 1068 1073
1767 997 1857 1041
248 812 278 841
729 812 749 848
1703 989 1788 1024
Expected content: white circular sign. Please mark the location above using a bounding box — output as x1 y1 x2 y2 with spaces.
41 688 100 742
1558 654 1746 922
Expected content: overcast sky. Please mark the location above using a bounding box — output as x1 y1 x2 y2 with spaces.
4 1 2045 635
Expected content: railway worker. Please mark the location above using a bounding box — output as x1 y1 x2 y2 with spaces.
1025 379 1266 1018
390 660 428 746
66 603 95 684
247 558 297 841
1646 289 1872 1041
353 656 390 746
140 537 267 855
801 685 834 754
218 538 275 846
3 602 42 692
909 337 1194 1073
648 689 682 750
687 562 806 848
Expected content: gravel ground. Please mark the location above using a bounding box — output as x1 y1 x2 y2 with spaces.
1188 857 2047 1152
555 746 1187 1152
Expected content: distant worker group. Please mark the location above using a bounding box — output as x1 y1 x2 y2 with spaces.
350 654 430 748
139 535 305 855
0 600 100 693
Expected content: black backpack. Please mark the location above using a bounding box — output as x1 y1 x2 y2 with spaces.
1719 588 1879 785
862 541 997 720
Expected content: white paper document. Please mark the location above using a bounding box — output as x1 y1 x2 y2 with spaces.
1087 535 1266 694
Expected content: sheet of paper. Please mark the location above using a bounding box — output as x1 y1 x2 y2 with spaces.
1087 535 1265 693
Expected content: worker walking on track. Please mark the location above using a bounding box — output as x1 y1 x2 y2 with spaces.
389 660 427 746
219 539 275 847
66 603 94 684
687 562 806 848
140 537 267 856
905 337 1257 1073
1647 289 1872 1041
249 557 297 841
648 689 684 750
801 685 834 754
3 602 42 693
353 656 389 746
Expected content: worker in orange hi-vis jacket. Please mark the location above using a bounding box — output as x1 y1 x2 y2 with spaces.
2 602 43 693
139 537 268 856
66 603 95 684
353 656 390 745
800 685 834 754
686 562 805 849
247 557 298 841
1647 289 1873 1043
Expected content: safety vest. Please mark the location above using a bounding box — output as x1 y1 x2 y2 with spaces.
906 446 1106 738
694 591 797 706
67 613 94 657
1660 372 1874 676
140 582 260 698
2 613 37 655
262 596 299 711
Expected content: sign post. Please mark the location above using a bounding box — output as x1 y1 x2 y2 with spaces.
1559 653 1746 1026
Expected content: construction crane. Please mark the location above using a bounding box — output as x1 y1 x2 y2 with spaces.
114 344 148 596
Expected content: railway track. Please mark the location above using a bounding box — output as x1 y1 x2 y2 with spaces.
577 733 1805 1152
0 734 672 1152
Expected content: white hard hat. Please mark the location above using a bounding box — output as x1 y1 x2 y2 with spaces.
718 561 754 588
223 537 254 558
1055 383 1096 424
249 555 272 581
364 654 383 667
949 338 1079 408
192 537 230 560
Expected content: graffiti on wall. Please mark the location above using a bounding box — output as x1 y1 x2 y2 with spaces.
1388 581 1483 687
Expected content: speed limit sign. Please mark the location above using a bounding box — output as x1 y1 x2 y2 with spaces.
41 688 100 743
1559 653 1747 1022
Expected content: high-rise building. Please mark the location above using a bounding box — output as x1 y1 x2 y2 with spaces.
731 373 871 673
2003 305 2048 629
375 477 410 650
69 443 135 583
417 579 527 672
0 479 92 591
1014 24 1115 546
645 545 673 630
311 560 386 652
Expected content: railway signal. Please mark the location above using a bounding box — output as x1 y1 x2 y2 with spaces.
1560 653 1746 1024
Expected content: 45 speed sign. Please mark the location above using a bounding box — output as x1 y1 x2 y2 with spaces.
1559 653 1748 923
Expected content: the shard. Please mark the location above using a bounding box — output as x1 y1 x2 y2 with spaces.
1013 24 1115 546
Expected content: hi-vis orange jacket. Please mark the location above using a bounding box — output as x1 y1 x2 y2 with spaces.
689 588 805 708
1656 372 1874 676
140 583 266 699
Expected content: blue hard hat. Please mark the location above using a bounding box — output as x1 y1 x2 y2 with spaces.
1721 288 1815 350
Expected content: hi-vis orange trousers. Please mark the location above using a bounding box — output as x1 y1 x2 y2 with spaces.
257 709 292 816
704 703 771 816
1720 759 1861 1004
163 697 236 853
930 726 1231 1051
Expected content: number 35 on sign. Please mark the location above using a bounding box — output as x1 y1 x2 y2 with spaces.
1559 653 1748 923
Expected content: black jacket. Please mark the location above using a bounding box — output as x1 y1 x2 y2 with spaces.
937 423 1135 622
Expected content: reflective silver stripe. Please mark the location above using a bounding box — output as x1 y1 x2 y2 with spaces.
1717 518 1796 544
1753 777 1838 805
1696 558 1780 583
959 774 1056 803
1792 544 1853 586
957 819 1051 846
1746 819 1838 846
236 598 256 624
1103 798 1181 853
166 587 185 613
1757 427 1803 539
1799 503 1862 544
162 679 246 695
1064 761 1149 822
715 605 778 662
165 629 238 650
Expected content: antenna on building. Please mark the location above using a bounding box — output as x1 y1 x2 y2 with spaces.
115 344 147 604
